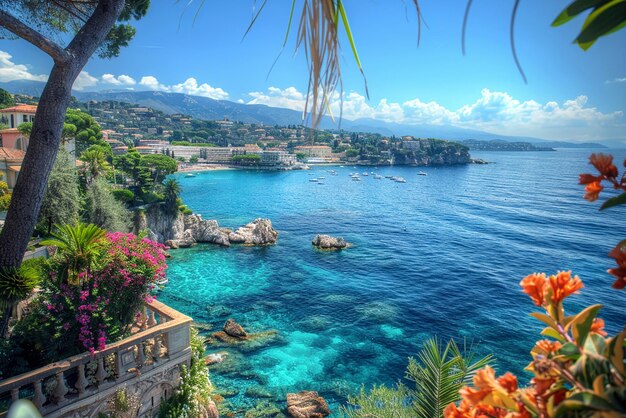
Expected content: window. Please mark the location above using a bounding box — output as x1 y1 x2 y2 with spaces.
23 114 28 123
10 114 14 128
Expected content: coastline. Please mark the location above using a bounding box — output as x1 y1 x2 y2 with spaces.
177 164 236 173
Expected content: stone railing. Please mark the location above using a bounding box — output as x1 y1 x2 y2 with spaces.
0 300 192 417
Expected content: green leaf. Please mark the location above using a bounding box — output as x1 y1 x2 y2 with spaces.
552 0 611 26
554 392 615 417
606 330 626 378
557 342 581 360
584 333 607 355
541 327 567 343
576 0 626 50
530 311 559 330
569 304 602 347
600 193 626 210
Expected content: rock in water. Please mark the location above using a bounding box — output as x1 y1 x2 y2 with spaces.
229 218 278 245
286 391 330 418
184 214 230 246
312 234 349 249
223 318 247 339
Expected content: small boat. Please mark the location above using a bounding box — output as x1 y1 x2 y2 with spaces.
395 177 406 183
309 178 319 182
318 176 326 179
385 175 393 179
362 172 369 176
185 173 196 177
373 174 383 179
352 176 361 181
418 171 427 176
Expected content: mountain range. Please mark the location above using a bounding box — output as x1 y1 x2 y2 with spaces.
1 80 616 148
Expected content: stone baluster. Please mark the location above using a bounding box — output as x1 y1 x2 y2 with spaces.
136 343 145 367
114 350 123 380
140 307 148 330
147 310 157 327
153 334 164 362
53 372 68 404
32 379 46 409
10 388 18 402
75 364 88 394
161 330 170 356
95 357 107 384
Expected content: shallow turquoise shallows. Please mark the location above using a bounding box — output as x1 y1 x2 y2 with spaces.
160 149 625 412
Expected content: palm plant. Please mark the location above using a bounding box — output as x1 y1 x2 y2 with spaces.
80 147 112 186
0 264 41 337
408 338 493 418
41 223 106 286
164 179 182 215
341 337 492 418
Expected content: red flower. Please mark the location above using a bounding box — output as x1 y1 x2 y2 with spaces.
609 241 626 289
520 273 547 306
535 339 562 354
589 153 618 178
579 173 600 185
496 372 518 393
584 181 603 202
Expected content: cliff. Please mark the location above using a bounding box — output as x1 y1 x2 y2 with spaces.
391 139 470 166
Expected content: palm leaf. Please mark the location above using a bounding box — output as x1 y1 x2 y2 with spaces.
0 265 41 309
406 337 493 418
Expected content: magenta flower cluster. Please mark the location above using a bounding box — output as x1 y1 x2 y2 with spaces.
45 233 168 354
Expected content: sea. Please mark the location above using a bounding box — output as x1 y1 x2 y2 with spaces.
159 149 625 413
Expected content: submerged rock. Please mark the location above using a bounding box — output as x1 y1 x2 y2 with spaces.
223 318 247 338
286 391 330 418
205 351 229 366
311 234 350 249
229 218 278 245
245 386 274 399
244 401 284 418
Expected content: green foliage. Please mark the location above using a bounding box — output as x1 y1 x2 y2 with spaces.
80 146 112 185
0 177 10 211
341 338 492 418
164 179 182 215
345 148 359 158
553 0 626 50
111 188 135 204
16 122 31 136
296 152 307 161
407 339 493 418
0 88 14 108
142 154 178 184
0 265 41 310
159 327 213 418
189 155 199 164
231 154 260 165
85 178 131 233
37 148 80 235
341 385 413 418
114 149 152 198
66 109 106 155
41 223 106 286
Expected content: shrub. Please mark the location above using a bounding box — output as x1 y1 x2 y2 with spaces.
111 188 135 204
159 327 213 418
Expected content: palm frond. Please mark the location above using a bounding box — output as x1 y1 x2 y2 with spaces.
0 264 41 309
406 337 493 418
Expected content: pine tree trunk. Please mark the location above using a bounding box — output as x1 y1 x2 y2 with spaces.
0 0 126 268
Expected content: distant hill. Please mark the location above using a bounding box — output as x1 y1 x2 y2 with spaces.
461 139 555 151
0 80 614 148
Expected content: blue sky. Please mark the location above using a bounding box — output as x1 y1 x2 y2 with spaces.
0 0 625 141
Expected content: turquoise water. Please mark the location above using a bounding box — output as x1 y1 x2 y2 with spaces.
160 149 625 413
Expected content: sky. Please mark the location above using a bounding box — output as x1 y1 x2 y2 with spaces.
0 0 625 142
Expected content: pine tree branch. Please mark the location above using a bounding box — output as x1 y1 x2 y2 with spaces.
0 10 70 64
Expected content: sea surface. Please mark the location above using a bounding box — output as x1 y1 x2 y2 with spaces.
160 149 625 414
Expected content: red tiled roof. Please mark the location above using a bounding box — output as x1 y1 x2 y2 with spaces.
0 104 37 114
0 147 26 160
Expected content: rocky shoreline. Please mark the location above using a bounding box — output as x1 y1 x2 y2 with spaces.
135 207 278 248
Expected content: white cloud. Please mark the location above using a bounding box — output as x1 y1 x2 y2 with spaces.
139 76 229 100
246 86 624 140
102 73 136 86
72 71 98 91
0 51 47 82
605 77 626 84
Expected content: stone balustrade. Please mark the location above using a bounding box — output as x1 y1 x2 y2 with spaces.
0 300 192 418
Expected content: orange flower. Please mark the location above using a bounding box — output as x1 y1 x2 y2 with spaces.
444 402 472 418
532 377 555 397
496 372 518 394
584 181 603 202
590 318 607 336
548 271 583 305
578 173 600 185
520 273 547 306
589 153 618 178
460 366 498 405
535 339 562 354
